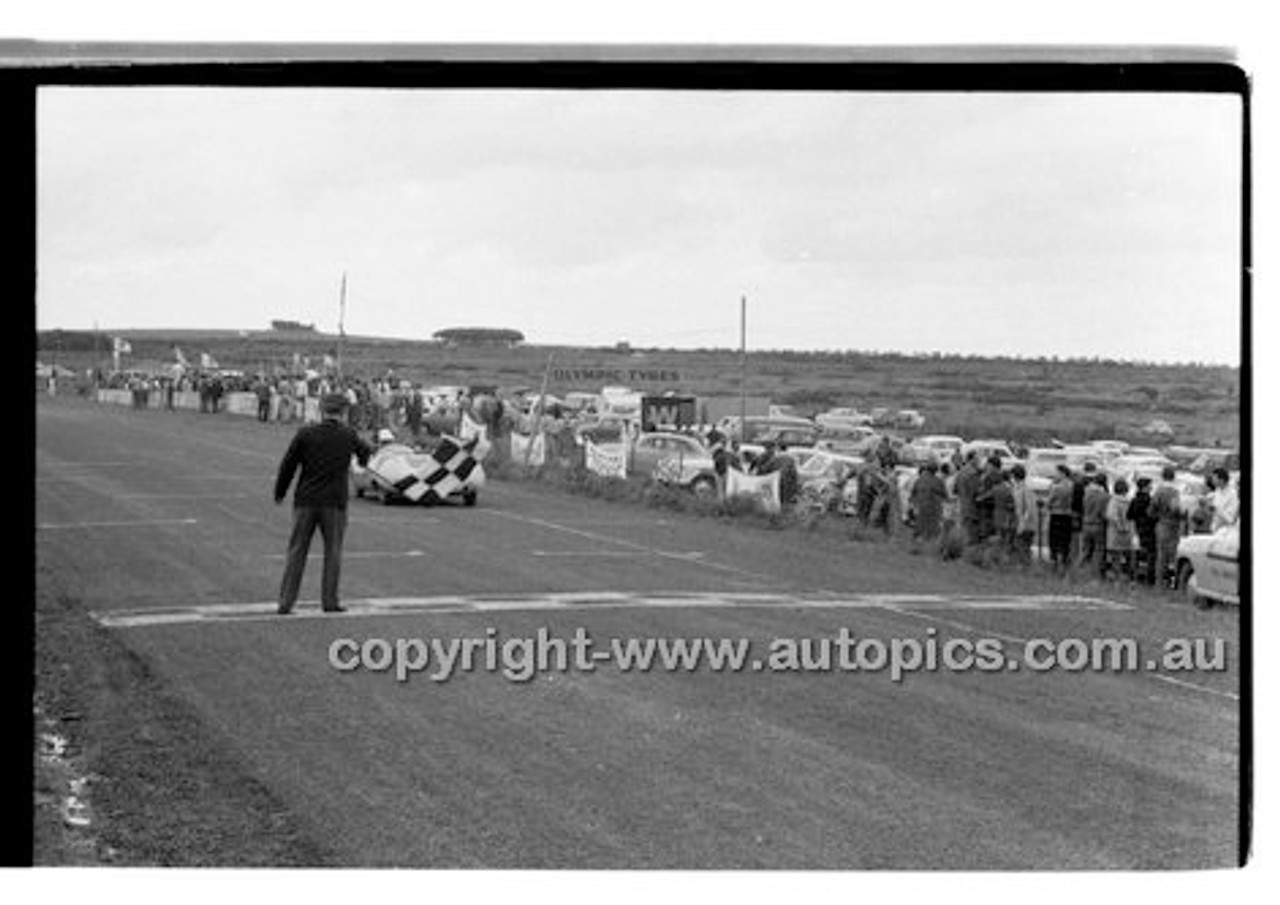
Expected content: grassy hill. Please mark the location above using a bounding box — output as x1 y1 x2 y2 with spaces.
37 329 1241 449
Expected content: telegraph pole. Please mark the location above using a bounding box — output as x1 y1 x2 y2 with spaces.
336 271 347 377
738 295 747 441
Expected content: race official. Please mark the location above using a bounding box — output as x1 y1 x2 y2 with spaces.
274 393 373 615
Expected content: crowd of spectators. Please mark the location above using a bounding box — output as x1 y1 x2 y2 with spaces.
78 367 1240 594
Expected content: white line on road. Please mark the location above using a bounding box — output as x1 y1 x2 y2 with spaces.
531 550 704 558
880 604 1033 646
484 509 781 583
89 591 1131 628
37 518 200 530
113 493 252 500
1150 674 1240 701
262 550 427 559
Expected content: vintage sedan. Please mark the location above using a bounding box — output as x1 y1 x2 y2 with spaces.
910 434 965 465
1176 522 1240 607
630 432 719 496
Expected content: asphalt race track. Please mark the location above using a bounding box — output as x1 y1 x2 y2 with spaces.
35 395 1242 869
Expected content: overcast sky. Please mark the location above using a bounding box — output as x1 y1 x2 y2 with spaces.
37 86 1242 364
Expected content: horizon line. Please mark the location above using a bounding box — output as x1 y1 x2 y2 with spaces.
36 325 1240 369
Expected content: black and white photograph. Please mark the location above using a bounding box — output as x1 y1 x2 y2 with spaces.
15 15 1260 896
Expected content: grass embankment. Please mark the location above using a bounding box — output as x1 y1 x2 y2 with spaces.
33 581 335 867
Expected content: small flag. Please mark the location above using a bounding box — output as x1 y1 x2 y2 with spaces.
199 352 219 369
112 337 132 355
173 346 189 366
725 468 781 514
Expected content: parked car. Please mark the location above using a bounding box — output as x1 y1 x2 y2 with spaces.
755 425 821 450
960 439 1018 464
895 409 926 429
815 407 872 431
1176 522 1240 607
629 432 719 496
717 414 817 445
814 435 877 458
1022 447 1101 499
910 434 965 464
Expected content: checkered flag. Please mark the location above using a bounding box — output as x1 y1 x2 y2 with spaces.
371 435 483 503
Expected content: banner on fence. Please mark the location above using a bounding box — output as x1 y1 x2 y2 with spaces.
725 468 781 514
510 431 546 467
584 440 628 479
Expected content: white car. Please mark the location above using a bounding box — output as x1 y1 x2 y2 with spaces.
910 435 965 464
895 409 926 429
1176 522 1240 607
815 408 873 431
961 439 1017 464
630 432 718 496
351 437 485 506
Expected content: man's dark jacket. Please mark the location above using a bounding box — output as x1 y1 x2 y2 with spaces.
274 418 372 508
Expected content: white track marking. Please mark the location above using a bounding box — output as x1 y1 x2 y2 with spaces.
484 509 782 583
113 493 252 500
880 604 1032 646
37 518 200 530
1149 674 1240 701
530 550 704 559
89 591 1130 628
262 550 427 559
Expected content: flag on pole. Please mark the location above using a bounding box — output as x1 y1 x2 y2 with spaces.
173 346 188 366
725 468 781 514
199 351 219 369
112 337 132 355
510 431 546 467
585 440 627 478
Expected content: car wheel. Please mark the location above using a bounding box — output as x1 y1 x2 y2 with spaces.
1177 561 1209 608
462 489 478 507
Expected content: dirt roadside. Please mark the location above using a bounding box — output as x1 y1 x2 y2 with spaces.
33 578 336 867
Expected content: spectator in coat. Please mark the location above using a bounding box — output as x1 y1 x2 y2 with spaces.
1047 465 1076 575
1151 466 1184 590
974 456 1005 542
1209 467 1239 532
1127 476 1158 585
1105 478 1135 582
954 453 983 546
1078 473 1110 578
987 469 1017 553
909 462 948 541
1010 464 1039 566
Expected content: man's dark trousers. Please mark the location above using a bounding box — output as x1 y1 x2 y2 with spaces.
278 505 348 612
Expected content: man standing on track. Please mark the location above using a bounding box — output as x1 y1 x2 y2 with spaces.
274 393 373 615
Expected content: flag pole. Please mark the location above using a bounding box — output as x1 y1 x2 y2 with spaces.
738 295 747 442
525 351 555 465
336 271 347 378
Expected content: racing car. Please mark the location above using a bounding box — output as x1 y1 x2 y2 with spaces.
352 429 486 507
